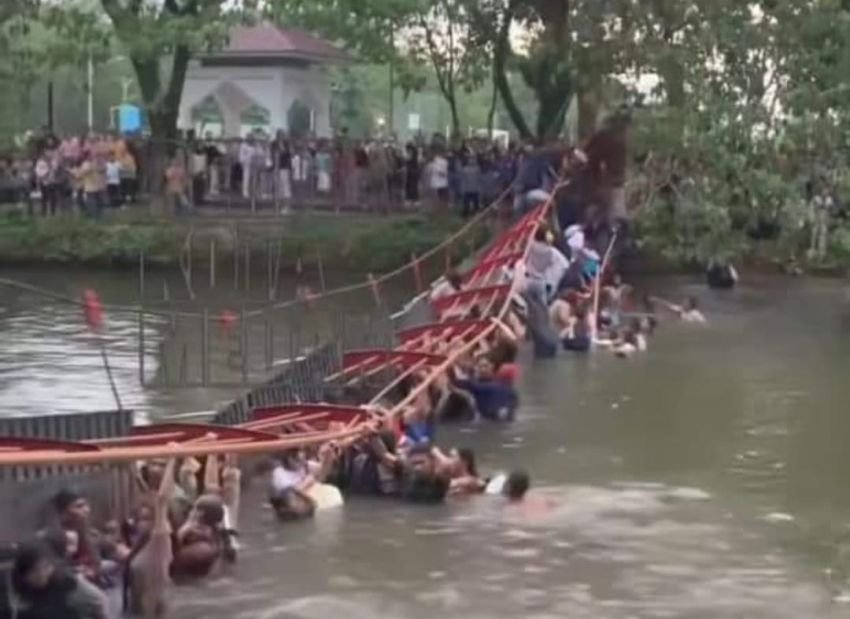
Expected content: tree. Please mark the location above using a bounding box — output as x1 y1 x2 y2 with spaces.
405 0 489 137
43 0 244 188
269 0 489 137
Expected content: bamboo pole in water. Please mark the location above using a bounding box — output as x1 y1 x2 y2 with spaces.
0 427 364 467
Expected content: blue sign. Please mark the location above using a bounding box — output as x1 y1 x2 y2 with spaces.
119 104 141 134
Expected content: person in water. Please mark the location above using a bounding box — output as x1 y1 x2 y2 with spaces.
336 422 450 504
269 446 334 521
48 488 120 599
171 453 240 579
670 296 707 324
10 539 109 619
562 304 593 352
123 456 178 618
454 356 519 422
431 446 486 497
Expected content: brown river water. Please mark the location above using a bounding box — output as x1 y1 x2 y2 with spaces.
2 267 850 618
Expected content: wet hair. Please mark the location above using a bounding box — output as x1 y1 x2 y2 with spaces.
446 269 463 291
400 470 449 504
457 448 478 477
51 488 82 515
11 540 77 606
488 337 518 367
194 495 225 528
504 470 530 501
533 225 548 243
279 449 302 471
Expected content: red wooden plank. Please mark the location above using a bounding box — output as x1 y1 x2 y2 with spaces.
0 436 100 453
342 349 447 372
430 284 511 316
397 319 490 345
250 404 370 427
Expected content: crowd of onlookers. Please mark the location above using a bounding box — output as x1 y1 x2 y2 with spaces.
0 127 539 217
0 131 140 218
161 129 531 216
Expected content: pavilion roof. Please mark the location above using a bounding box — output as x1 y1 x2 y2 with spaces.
204 23 351 63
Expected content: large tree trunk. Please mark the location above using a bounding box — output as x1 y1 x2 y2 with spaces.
486 74 498 138
577 87 599 143
131 44 190 198
448 94 461 139
493 5 533 140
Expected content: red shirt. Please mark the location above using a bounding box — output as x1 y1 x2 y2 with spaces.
496 363 520 385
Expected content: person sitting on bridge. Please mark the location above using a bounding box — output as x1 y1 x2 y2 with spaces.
429 268 464 303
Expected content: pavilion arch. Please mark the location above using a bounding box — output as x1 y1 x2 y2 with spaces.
240 104 271 138
190 95 224 138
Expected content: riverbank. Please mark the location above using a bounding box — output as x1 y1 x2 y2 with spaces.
0 211 479 273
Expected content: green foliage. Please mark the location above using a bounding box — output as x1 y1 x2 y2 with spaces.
0 212 465 272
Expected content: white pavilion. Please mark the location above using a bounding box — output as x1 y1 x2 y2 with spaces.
178 23 349 138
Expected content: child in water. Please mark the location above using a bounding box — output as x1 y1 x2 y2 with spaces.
674 296 707 324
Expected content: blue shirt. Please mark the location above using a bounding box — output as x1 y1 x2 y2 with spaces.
455 379 518 421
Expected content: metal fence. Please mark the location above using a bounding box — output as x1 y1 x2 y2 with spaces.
0 410 136 543
138 191 504 388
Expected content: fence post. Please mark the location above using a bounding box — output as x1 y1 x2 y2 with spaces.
368 273 382 306
244 247 251 294
317 248 326 292
201 308 210 386
265 319 273 374
179 343 188 384
411 252 423 293
233 224 240 291
138 309 145 386
182 228 195 300
138 251 145 299
209 238 216 289
266 240 274 301
240 307 248 385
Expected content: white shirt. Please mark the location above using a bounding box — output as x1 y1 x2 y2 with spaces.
106 161 121 185
565 225 585 258
541 246 569 294
271 465 307 492
430 156 448 190
430 280 457 302
238 142 257 167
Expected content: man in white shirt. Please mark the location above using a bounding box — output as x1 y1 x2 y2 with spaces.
238 135 258 199
429 152 449 207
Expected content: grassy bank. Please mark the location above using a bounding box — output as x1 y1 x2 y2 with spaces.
0 211 473 273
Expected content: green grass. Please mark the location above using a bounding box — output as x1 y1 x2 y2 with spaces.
0 211 467 272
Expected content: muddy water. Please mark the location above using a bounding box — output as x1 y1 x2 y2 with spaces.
2 268 850 617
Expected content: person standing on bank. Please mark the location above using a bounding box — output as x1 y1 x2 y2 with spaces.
272 130 293 213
